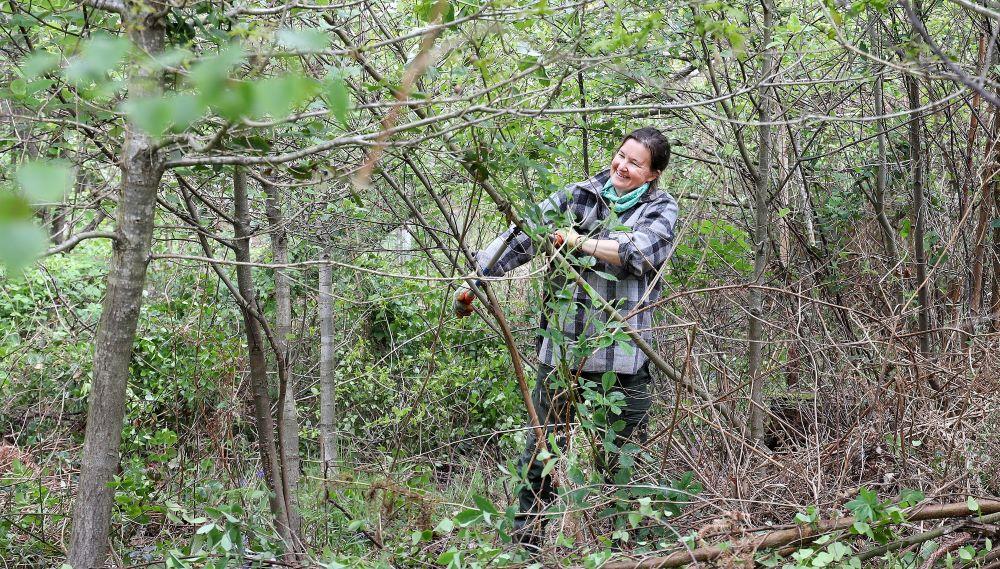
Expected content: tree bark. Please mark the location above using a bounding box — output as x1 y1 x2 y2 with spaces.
748 0 776 444
68 9 166 568
319 256 338 483
263 179 302 536
232 166 292 545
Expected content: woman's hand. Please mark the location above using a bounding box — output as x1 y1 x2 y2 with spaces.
556 227 623 266
555 227 581 248
453 272 479 318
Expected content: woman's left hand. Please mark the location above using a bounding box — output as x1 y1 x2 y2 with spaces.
556 227 581 248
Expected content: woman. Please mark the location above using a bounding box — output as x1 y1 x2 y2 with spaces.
454 126 678 550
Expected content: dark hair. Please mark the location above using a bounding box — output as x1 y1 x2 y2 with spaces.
620 126 671 189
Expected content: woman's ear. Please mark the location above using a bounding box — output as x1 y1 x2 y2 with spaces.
646 170 661 184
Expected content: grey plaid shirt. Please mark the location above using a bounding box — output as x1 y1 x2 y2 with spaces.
476 170 678 374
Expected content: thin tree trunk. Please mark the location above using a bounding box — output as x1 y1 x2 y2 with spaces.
776 129 791 269
319 256 338 483
904 70 937 389
874 69 903 310
969 106 1000 326
263 180 302 536
748 0 776 444
232 166 292 545
990 185 1000 330
68 10 166 568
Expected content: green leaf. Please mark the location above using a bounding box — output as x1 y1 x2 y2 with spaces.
968 496 980 513
253 74 317 118
11 79 27 97
16 159 73 204
472 494 499 515
324 73 352 127
121 96 172 137
434 517 455 534
21 51 60 79
347 519 364 531
277 28 332 53
454 508 481 527
899 488 924 508
64 34 131 85
190 45 246 95
0 220 48 272
540 454 559 477
436 549 457 565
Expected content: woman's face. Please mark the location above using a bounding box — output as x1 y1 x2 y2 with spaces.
609 139 660 193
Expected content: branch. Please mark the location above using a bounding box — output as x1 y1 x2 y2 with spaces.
596 500 1000 569
81 0 125 14
42 231 118 257
903 0 1000 110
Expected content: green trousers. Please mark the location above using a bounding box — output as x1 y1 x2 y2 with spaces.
512 361 652 545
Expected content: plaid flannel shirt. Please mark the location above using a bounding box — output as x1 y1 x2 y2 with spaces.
475 170 679 374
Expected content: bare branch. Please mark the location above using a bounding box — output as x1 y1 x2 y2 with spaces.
42 230 118 257
81 0 125 14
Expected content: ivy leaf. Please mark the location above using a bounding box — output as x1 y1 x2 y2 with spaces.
16 159 73 204
968 496 980 513
434 517 454 534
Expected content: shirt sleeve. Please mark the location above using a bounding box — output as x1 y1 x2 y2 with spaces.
608 194 679 277
474 186 572 277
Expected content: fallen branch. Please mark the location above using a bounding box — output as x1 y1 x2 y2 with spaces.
596 500 1000 569
859 511 1000 562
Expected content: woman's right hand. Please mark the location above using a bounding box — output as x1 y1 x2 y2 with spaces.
454 273 479 317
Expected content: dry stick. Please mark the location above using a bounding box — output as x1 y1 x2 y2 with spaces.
655 325 695 475
594 500 1000 569
352 0 450 189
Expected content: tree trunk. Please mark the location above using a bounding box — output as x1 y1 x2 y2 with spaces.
748 0 775 444
969 105 1000 327
68 11 166 568
263 180 302 536
904 71 936 389
232 166 292 545
319 256 338 482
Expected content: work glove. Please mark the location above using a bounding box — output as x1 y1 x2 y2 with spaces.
454 273 479 318
455 233 567 318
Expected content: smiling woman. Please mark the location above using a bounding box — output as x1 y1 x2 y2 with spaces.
453 126 678 551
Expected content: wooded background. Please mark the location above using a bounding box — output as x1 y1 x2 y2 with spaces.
2 0 1000 567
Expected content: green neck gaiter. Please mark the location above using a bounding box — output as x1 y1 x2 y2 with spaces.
602 177 649 213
